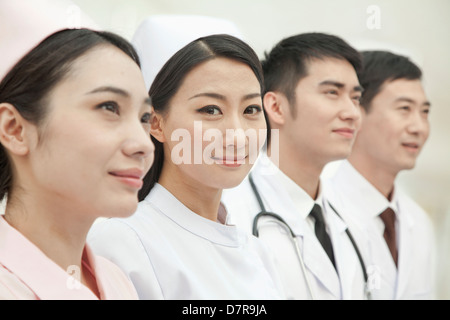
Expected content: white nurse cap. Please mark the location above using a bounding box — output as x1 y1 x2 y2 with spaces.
131 15 243 91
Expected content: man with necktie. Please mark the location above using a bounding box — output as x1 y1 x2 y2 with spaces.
223 33 367 299
325 50 436 299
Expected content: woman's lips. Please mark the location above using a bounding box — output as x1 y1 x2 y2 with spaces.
210 155 248 167
333 128 355 138
109 168 144 189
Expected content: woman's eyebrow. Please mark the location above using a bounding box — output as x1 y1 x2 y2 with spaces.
189 92 226 100
243 93 261 100
189 92 261 101
85 86 130 97
86 86 151 107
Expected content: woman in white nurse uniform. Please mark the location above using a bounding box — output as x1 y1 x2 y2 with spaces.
88 34 284 300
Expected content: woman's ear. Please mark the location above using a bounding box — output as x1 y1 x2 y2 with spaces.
263 91 286 126
150 111 167 143
0 103 30 156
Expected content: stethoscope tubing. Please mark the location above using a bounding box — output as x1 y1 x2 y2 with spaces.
248 172 371 300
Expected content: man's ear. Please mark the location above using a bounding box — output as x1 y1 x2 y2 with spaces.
263 91 286 126
150 111 167 143
355 105 367 134
359 105 367 118
0 103 30 156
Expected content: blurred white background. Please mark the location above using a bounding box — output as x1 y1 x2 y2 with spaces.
1 0 449 299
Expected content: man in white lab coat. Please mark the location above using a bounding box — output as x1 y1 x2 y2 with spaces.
324 51 436 299
222 33 368 299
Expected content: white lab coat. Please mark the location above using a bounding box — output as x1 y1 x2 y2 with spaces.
88 183 284 300
324 160 436 299
222 155 367 300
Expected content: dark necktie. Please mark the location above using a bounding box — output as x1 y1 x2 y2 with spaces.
309 204 336 270
379 207 398 267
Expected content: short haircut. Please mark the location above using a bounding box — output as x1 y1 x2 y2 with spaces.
262 32 362 117
261 32 361 144
358 50 422 112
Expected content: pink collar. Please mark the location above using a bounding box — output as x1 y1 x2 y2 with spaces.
0 216 101 299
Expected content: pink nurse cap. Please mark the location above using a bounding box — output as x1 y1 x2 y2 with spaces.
0 0 98 81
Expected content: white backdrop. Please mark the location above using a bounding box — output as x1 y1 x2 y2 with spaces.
1 0 449 299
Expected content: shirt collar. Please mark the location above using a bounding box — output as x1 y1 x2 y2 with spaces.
264 154 319 219
143 184 244 247
0 216 99 299
336 160 399 218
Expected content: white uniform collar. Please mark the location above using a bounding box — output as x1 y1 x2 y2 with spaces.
144 183 244 247
336 161 399 218
255 153 319 219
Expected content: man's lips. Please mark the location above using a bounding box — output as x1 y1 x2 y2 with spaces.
401 142 420 152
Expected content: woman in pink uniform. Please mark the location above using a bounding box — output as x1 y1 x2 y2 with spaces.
0 28 155 299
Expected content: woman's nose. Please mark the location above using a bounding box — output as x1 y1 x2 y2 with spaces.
123 122 155 161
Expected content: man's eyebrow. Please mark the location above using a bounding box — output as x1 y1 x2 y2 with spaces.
395 96 431 107
319 80 344 88
319 80 364 92
86 86 130 97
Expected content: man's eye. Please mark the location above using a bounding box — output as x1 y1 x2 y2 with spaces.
399 106 411 111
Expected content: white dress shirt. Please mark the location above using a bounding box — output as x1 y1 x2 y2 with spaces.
222 154 367 300
88 183 284 300
324 160 436 299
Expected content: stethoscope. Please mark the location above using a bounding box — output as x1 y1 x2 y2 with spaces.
248 172 371 300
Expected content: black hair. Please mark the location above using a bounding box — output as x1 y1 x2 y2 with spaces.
261 32 362 143
138 34 264 200
358 50 422 112
0 28 141 202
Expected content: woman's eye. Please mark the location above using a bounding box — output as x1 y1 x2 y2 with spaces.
198 105 222 115
97 101 120 115
244 105 262 115
141 112 153 124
